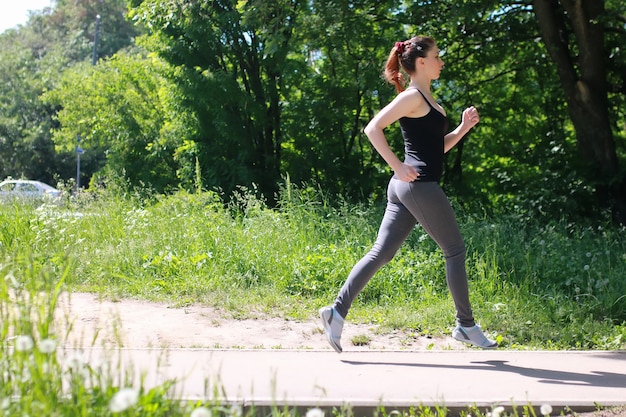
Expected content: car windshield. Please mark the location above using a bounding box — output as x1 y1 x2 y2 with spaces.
37 182 56 191
18 183 39 192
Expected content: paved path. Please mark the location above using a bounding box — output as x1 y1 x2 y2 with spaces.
79 348 626 414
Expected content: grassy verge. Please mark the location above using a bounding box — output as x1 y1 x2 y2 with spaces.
1 182 625 350
1 182 625 415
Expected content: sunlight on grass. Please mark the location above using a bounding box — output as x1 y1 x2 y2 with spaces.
1 182 625 414
1 181 625 352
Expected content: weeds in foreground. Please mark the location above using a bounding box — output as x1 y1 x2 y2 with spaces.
0 253 621 415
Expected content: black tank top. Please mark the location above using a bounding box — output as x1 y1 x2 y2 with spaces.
397 89 448 182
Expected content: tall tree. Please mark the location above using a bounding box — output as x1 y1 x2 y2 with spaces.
0 30 59 184
532 0 625 223
44 50 185 191
398 0 624 222
129 0 301 199
281 0 408 198
0 0 140 186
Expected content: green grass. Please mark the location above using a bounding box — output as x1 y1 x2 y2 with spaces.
1 182 625 415
1 182 625 350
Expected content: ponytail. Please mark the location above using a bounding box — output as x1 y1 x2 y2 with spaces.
383 36 436 94
384 42 406 93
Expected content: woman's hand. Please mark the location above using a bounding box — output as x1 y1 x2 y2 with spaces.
462 106 480 129
394 163 419 182
444 105 480 153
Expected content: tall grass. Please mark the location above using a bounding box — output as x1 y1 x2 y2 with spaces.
1 181 625 350
0 253 190 415
1 183 625 415
1 248 578 416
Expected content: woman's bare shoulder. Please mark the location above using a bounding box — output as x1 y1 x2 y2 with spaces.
393 88 428 117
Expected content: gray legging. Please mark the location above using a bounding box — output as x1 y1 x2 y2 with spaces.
333 178 475 327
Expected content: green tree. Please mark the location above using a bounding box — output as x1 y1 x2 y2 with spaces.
129 0 302 199
0 27 70 184
0 0 139 186
397 0 625 222
532 0 626 223
44 50 192 191
281 0 408 199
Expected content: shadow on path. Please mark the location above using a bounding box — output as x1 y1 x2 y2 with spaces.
340 358 626 388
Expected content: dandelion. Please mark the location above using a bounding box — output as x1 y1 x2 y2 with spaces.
63 352 90 379
15 335 34 352
190 407 211 417
584 264 590 271
64 352 85 373
109 387 139 413
540 404 553 416
492 406 505 417
586 252 592 258
39 338 57 354
306 408 325 417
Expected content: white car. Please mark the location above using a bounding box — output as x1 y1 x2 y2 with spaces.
0 179 62 201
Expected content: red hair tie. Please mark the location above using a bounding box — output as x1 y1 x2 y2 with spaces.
395 41 405 55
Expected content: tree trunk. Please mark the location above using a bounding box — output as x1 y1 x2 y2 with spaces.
532 0 626 224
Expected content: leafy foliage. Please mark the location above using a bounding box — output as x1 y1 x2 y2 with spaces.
1 186 625 349
0 0 139 186
43 50 189 191
1 0 625 222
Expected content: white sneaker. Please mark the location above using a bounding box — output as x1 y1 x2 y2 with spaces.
319 306 344 353
452 324 498 349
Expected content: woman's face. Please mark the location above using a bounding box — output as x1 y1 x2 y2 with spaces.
420 46 445 80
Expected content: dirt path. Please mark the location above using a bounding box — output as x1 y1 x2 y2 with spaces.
56 292 463 351
54 293 626 416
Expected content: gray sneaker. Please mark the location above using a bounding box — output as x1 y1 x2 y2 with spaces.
452 324 498 349
319 306 344 353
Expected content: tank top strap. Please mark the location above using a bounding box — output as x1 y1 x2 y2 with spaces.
405 87 433 109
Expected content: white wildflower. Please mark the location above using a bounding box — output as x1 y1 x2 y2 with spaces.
540 404 553 416
15 335 34 352
190 406 212 417
64 352 87 376
64 353 83 370
39 338 57 354
492 406 505 417
109 387 139 413
306 407 325 417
